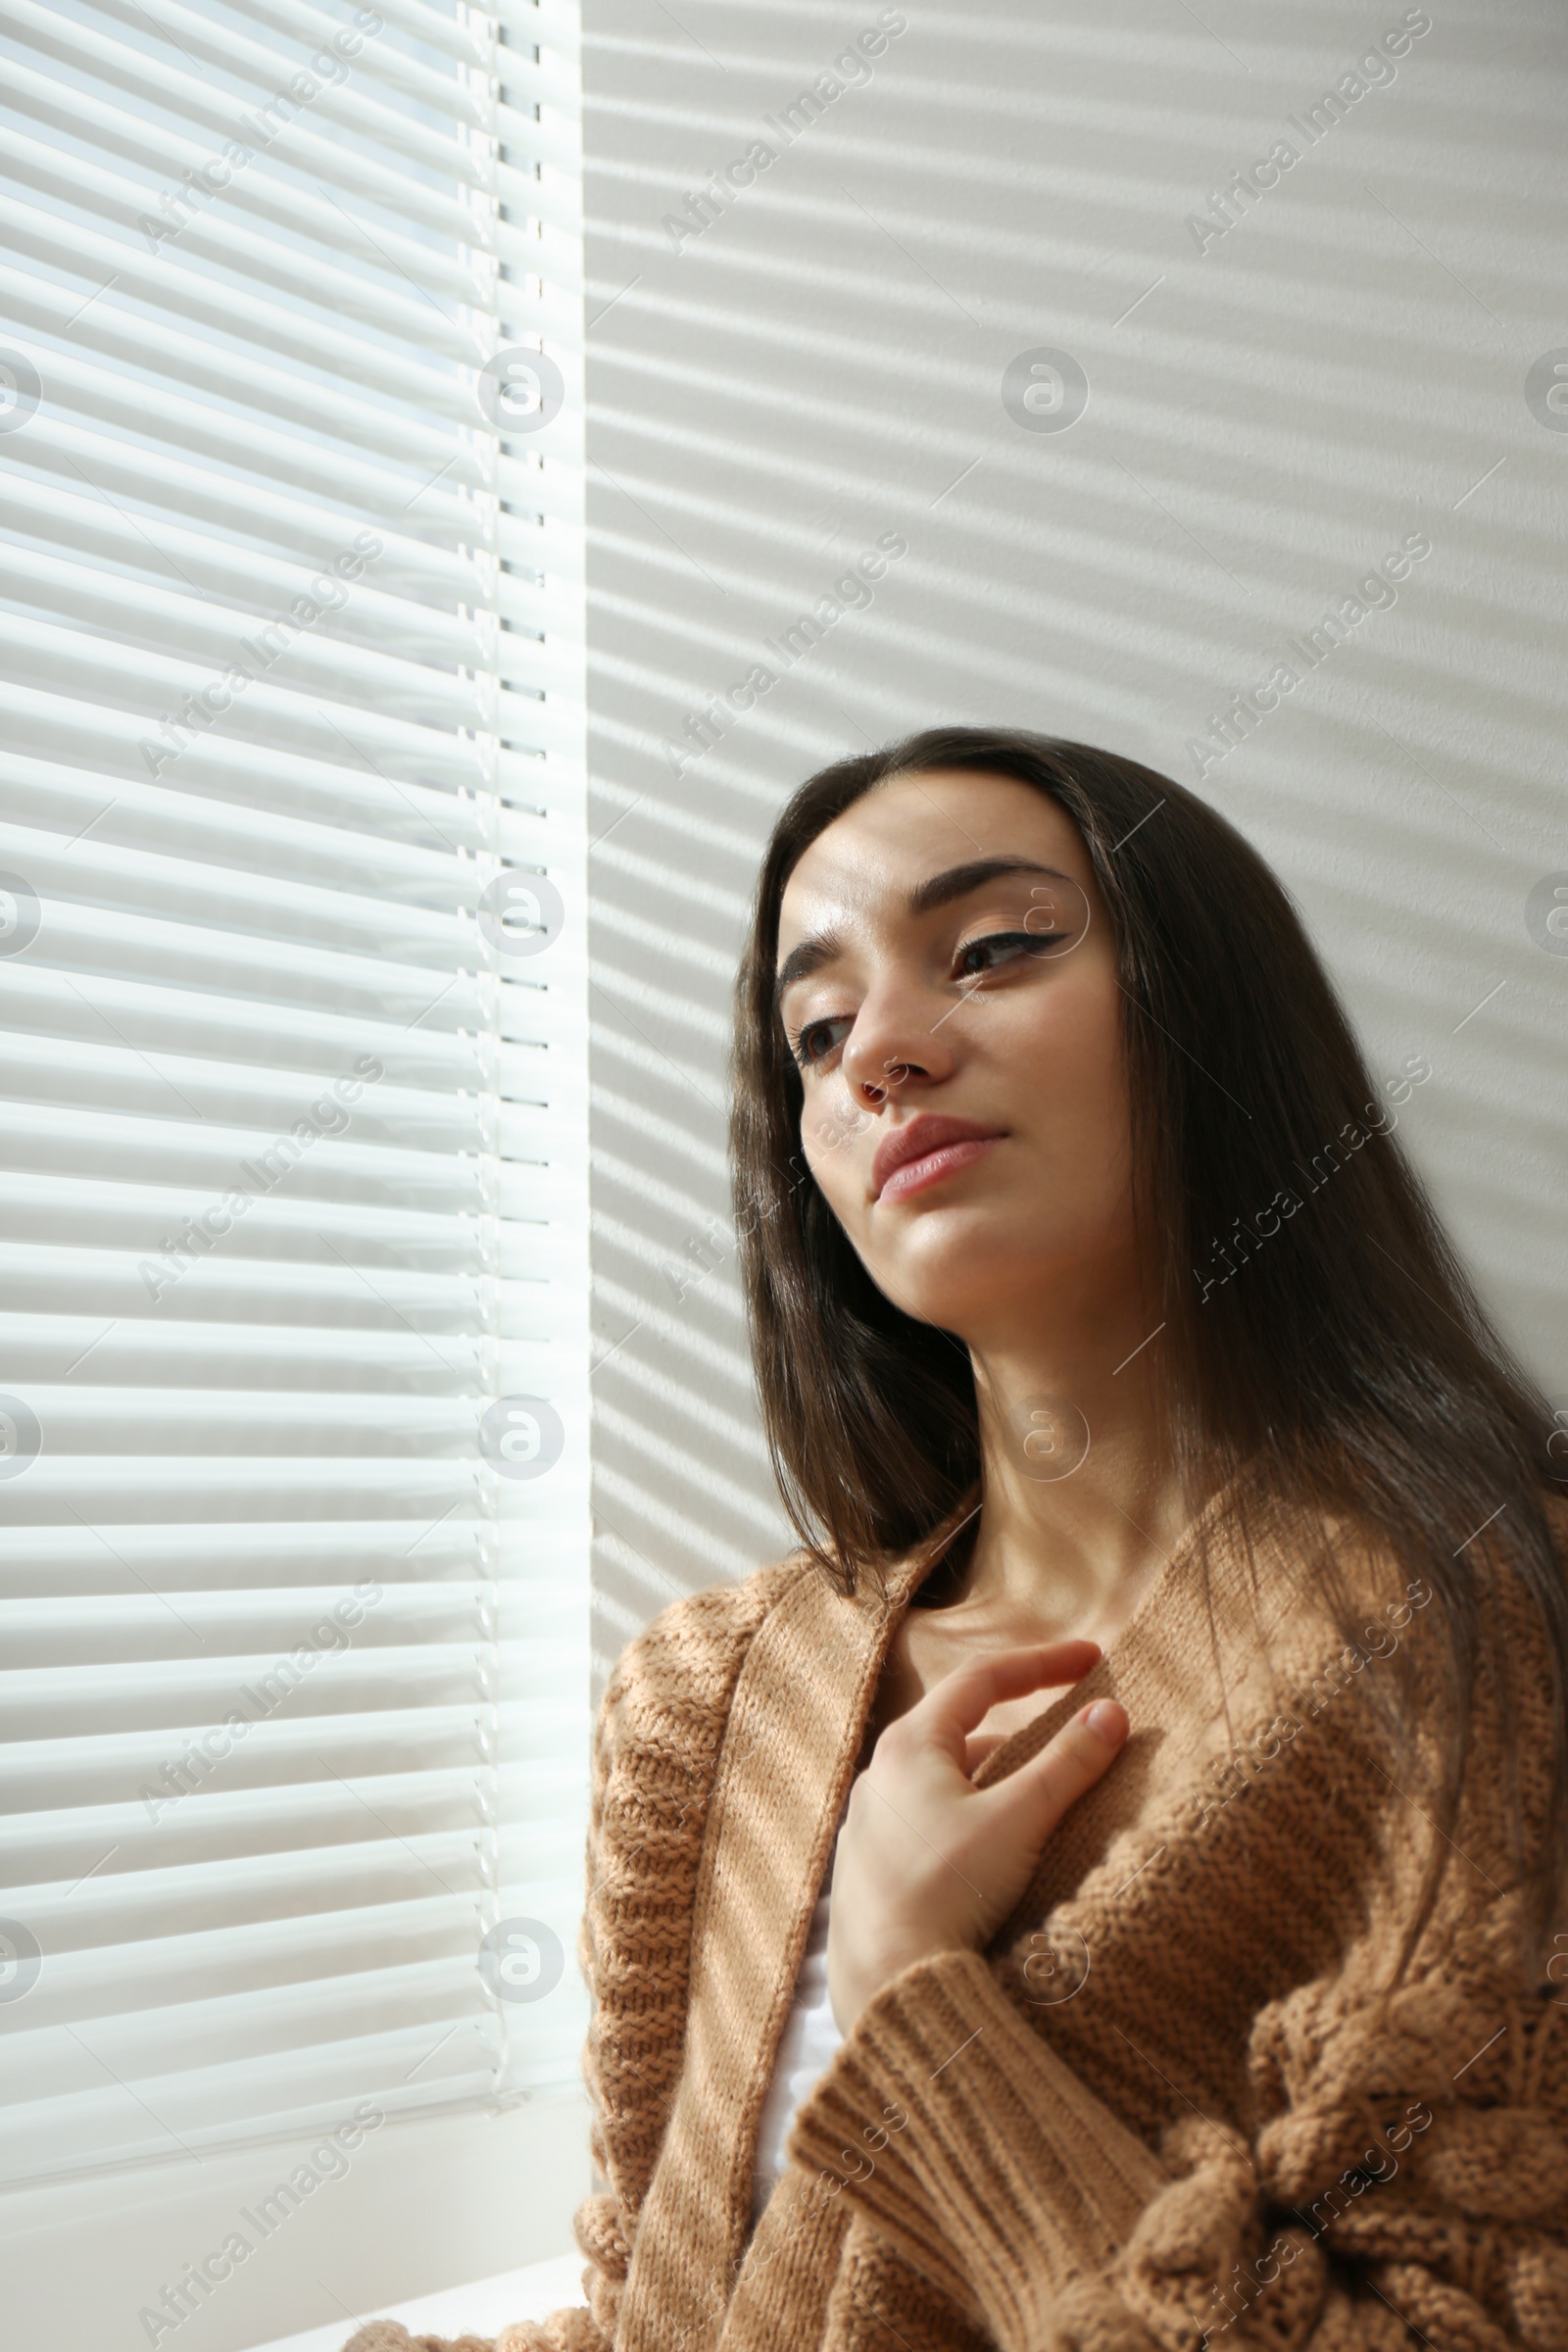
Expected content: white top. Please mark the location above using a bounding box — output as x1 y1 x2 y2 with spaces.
751 1862 846 2220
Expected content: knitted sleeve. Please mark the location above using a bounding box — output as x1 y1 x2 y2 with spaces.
788 1933 1568 2351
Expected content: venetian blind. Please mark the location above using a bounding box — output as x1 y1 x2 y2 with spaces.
0 0 589 2185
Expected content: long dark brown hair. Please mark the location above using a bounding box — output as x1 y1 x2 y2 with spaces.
729 726 1567 1946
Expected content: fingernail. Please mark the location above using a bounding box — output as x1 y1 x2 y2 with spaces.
1084 1700 1124 1744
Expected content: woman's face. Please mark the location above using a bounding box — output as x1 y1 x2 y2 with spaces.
775 770 1139 1346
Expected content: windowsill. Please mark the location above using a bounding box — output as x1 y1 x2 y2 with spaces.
240 2254 588 2352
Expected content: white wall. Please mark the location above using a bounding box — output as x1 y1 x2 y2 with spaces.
582 0 1568 1664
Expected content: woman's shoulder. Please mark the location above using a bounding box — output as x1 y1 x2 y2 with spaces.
579 1557 822 2225
593 1551 817 1773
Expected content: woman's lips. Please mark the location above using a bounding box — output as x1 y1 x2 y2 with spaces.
872 1128 1004 1202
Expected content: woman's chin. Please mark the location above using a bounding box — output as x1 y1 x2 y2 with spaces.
871 1250 1050 1339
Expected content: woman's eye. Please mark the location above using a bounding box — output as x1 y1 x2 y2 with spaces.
790 1015 851 1067
955 928 1063 978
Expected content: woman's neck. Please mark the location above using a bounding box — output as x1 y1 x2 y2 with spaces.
952 1300 1192 1652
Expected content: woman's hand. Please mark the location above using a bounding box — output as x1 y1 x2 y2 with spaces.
826 1642 1127 2034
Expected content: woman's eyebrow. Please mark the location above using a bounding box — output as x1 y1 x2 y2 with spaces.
907 857 1073 914
773 931 842 1008
773 858 1075 1009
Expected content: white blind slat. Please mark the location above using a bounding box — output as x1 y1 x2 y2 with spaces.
0 0 588 2190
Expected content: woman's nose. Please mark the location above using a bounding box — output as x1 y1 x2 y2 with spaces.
841 981 955 1102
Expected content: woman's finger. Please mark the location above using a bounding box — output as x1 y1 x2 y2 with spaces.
899 1640 1102 1757
987 1696 1128 1841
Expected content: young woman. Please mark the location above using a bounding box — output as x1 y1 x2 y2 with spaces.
359 729 1568 2352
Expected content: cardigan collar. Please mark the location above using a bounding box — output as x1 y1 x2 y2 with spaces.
612 1528 941 2352
613 1488 1318 2352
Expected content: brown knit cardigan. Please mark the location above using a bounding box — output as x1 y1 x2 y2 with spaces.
349 1500 1568 2352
